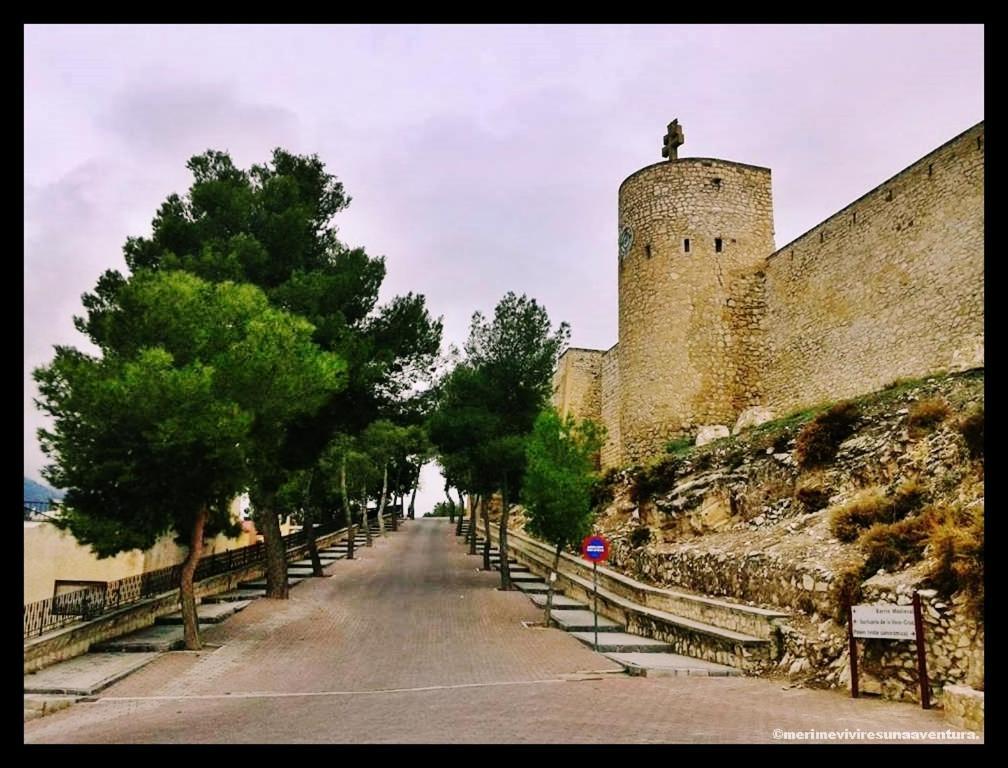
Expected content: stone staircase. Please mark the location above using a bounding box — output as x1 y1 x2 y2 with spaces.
485 527 788 675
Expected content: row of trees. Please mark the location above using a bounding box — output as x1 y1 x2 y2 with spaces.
34 149 441 649
33 145 605 649
427 293 603 615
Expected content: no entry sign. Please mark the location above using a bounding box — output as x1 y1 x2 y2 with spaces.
581 535 610 563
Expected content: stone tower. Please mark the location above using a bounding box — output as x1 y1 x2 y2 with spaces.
617 120 776 463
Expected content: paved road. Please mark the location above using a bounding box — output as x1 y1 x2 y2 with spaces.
24 519 976 744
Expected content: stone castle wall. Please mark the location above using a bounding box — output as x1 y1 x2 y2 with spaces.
755 122 985 416
552 347 602 423
617 159 775 464
599 344 621 468
552 121 983 469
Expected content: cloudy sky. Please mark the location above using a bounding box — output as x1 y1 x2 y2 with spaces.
24 24 984 514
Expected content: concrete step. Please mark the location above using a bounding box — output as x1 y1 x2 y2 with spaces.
93 624 211 653
290 559 333 568
24 652 161 695
529 594 588 610
156 600 252 625
604 652 742 677
203 589 266 603
549 609 624 633
496 530 779 670
286 567 318 578
494 564 529 573
239 577 304 590
568 631 674 654
24 695 77 721
514 580 551 594
504 571 542 583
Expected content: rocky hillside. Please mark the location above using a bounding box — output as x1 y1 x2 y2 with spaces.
584 369 983 701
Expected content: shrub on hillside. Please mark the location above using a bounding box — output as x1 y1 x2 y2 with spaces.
907 398 950 436
630 455 681 503
590 468 619 510
795 482 831 513
665 436 694 457
795 401 861 469
927 504 984 619
957 406 984 460
629 526 652 548
829 489 889 542
830 566 865 624
860 515 931 574
828 479 925 542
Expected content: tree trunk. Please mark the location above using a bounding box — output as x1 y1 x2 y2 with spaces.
544 543 561 626
393 465 403 529
445 482 455 523
179 505 208 650
481 496 492 571
456 491 465 536
341 456 354 560
467 494 477 553
361 485 373 547
304 469 323 576
408 472 419 520
377 464 388 538
499 479 512 590
305 512 323 577
257 491 289 599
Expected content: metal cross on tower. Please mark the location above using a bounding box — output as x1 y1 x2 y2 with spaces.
662 119 685 160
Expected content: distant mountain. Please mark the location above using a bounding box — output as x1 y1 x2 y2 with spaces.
24 477 63 502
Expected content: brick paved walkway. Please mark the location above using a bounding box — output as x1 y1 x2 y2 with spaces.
24 519 979 744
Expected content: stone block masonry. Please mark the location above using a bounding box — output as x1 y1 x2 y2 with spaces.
553 120 984 469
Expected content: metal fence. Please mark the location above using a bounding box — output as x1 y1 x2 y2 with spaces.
21 515 380 640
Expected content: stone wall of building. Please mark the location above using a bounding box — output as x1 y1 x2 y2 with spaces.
757 122 984 418
600 344 622 468
552 348 603 425
617 158 775 464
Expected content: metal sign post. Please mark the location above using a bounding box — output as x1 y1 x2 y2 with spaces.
580 535 610 652
593 561 599 650
912 592 931 709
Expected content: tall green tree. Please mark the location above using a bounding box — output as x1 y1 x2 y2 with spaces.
428 362 500 566
523 408 603 624
82 148 441 596
35 272 343 647
464 293 570 589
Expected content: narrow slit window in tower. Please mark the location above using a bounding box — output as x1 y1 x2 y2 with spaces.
714 238 723 253
683 238 690 253
644 244 652 259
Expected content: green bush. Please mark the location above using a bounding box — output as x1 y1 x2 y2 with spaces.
630 455 681 503
795 401 861 469
958 406 984 460
590 469 618 510
665 436 694 457
427 501 457 518
629 526 652 548
907 398 950 436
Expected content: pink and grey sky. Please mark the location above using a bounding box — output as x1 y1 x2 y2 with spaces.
24 24 984 512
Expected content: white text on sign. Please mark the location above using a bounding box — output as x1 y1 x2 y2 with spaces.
851 604 917 640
